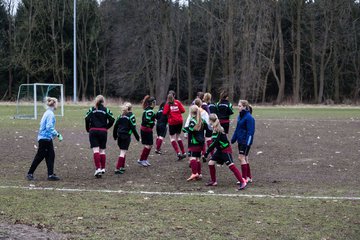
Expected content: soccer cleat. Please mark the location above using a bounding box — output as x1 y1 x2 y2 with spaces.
247 177 253 183
26 174 35 181
101 169 106 174
238 181 247 190
177 153 186 161
137 160 148 167
155 149 162 155
237 178 248 185
94 169 102 178
205 181 218 186
144 160 151 166
114 169 123 174
187 173 199 181
47 174 60 181
197 174 203 180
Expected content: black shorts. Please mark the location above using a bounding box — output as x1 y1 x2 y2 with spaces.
156 124 167 138
238 144 251 156
117 134 131 150
141 130 153 146
189 151 202 158
89 130 107 149
169 123 182 135
211 150 234 166
220 122 230 134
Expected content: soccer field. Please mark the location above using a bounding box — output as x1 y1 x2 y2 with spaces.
0 104 359 239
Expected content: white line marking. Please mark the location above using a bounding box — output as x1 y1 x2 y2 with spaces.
1 185 359 201
258 119 360 122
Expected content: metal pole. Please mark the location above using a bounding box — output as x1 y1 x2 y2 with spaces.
73 0 77 103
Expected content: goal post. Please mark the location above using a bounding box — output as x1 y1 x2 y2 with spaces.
15 83 64 120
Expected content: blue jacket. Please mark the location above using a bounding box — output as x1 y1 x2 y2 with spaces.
231 110 255 146
37 108 59 141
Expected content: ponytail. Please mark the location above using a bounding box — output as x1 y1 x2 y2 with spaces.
142 95 150 109
209 114 224 133
167 94 174 104
190 105 202 131
142 95 156 109
94 95 105 109
46 97 58 108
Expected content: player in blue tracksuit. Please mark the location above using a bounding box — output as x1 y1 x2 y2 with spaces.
27 97 63 181
231 100 255 183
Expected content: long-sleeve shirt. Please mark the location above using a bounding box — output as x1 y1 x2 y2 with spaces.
141 106 156 131
113 112 140 141
163 100 185 125
85 104 115 132
231 110 255 146
182 118 210 151
216 100 234 123
205 131 232 156
37 108 58 141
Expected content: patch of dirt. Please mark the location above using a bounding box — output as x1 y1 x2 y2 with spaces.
0 222 68 240
1 117 360 237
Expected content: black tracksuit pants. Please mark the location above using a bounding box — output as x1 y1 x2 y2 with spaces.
28 139 55 176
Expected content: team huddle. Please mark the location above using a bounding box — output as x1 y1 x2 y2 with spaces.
26 90 255 191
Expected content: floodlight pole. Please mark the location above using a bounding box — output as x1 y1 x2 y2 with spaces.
73 0 77 103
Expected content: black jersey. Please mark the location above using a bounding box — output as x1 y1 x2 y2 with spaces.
205 131 232 156
208 102 217 115
156 102 168 126
216 100 234 120
182 118 210 148
141 106 156 129
113 112 140 141
85 104 115 132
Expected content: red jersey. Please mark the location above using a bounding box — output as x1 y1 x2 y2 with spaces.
163 100 185 125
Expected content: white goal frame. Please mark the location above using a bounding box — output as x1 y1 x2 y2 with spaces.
15 83 64 120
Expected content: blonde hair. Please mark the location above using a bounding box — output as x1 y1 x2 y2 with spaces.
94 95 105 109
121 102 131 115
46 97 58 107
194 98 202 107
203 93 211 104
239 99 253 114
190 105 202 131
209 114 224 133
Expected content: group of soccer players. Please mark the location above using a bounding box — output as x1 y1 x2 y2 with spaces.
27 90 255 191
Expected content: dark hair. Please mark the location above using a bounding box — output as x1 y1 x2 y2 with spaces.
142 95 156 109
168 90 176 98
220 90 228 100
167 94 174 104
197 92 204 100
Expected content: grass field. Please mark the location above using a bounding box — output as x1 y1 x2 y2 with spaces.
0 103 359 239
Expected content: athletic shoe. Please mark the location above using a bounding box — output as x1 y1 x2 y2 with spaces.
205 181 218 186
144 160 151 166
101 169 106 174
247 177 253 183
26 174 35 181
94 168 102 178
47 174 60 181
137 160 148 167
237 178 248 185
115 168 125 174
187 173 199 181
197 174 203 180
238 181 247 190
177 153 186 161
155 149 162 155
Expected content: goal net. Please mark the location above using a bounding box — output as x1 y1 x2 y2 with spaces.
15 83 64 119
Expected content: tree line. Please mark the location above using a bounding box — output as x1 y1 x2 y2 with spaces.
0 0 359 104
